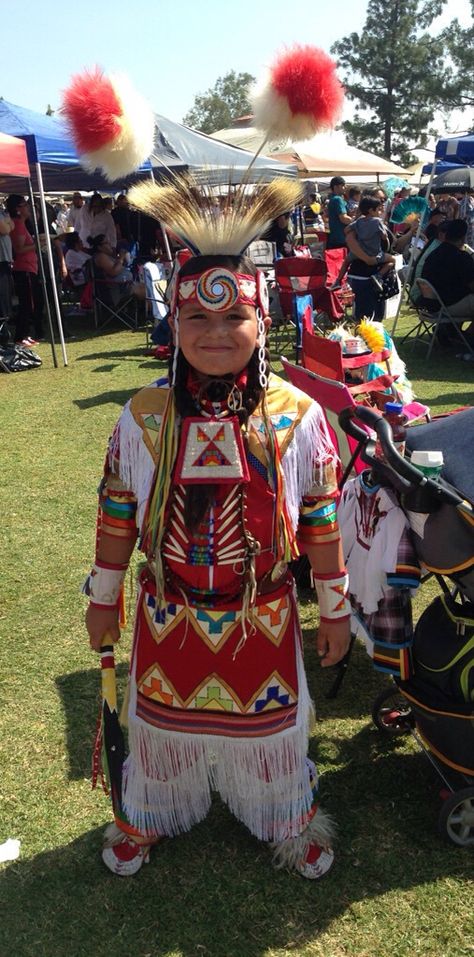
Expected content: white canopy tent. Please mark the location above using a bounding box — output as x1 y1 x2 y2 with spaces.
211 126 408 178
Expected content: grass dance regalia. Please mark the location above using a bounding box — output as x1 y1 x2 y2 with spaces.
72 48 350 880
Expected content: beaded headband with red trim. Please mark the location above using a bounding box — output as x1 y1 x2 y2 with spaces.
172 267 269 316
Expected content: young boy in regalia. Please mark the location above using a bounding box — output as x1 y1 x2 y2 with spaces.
66 46 350 880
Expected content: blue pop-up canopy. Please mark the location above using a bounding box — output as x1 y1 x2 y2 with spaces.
0 99 296 192
422 134 474 175
435 133 474 165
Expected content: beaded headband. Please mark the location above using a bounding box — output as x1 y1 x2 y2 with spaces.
173 267 269 316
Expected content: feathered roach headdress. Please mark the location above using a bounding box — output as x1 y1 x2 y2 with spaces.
61 46 343 261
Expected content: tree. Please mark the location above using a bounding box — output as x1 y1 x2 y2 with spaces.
183 70 255 134
331 0 450 166
440 0 474 114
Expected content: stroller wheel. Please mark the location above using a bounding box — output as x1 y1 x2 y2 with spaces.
372 686 414 735
438 787 474 847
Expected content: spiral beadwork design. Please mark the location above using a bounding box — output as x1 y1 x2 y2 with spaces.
196 268 239 311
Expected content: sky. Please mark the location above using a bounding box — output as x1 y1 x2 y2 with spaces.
0 0 471 130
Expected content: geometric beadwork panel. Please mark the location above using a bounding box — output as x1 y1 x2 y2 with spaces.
144 593 187 645
249 671 297 714
251 595 291 646
138 665 177 707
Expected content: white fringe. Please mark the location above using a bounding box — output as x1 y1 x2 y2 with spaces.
271 807 335 870
122 639 315 843
109 400 156 531
281 402 337 532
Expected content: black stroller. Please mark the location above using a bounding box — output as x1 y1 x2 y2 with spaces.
337 404 474 848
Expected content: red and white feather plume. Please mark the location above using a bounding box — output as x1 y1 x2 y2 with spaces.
61 67 154 181
250 45 344 143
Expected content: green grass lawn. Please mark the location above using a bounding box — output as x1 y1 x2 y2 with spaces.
1 310 473 957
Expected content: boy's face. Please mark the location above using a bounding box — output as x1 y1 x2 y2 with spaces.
175 301 271 378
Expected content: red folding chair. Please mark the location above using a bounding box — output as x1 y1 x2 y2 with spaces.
302 329 396 394
324 248 346 286
281 358 368 478
274 256 328 318
300 329 430 421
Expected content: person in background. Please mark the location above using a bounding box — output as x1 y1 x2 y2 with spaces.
263 212 295 257
88 234 145 304
420 219 474 323
326 176 352 249
67 192 84 230
112 193 139 248
0 205 14 322
346 187 361 214
303 192 324 229
6 194 44 346
331 196 395 291
459 190 474 248
64 232 91 288
55 198 69 233
436 193 460 221
103 197 114 213
77 193 117 249
408 220 448 305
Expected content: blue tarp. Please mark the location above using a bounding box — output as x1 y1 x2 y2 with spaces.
0 99 296 192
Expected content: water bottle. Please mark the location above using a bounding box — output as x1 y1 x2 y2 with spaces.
374 401 407 461
410 450 443 481
403 450 444 516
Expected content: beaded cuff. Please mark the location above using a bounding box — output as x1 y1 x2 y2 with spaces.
82 559 128 607
313 571 350 623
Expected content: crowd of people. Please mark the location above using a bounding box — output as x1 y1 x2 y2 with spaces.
261 176 474 351
2 177 474 355
0 191 165 345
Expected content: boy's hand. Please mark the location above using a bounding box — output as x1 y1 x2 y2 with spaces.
86 604 121 652
316 619 351 667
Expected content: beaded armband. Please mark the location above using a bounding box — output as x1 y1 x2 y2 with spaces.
98 486 137 540
82 559 128 608
297 495 340 546
313 571 351 623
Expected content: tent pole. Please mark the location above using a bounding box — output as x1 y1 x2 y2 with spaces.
35 162 68 366
149 168 172 261
390 158 438 338
298 204 305 245
26 176 57 368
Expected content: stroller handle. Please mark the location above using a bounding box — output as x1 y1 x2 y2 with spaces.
338 405 465 508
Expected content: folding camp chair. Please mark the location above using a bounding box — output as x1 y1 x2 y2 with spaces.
399 278 474 359
300 329 430 422
275 256 328 319
273 256 339 357
246 240 276 272
88 258 139 332
281 357 368 480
